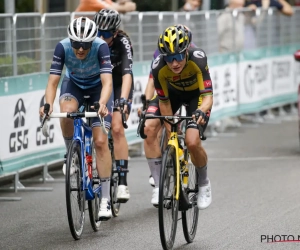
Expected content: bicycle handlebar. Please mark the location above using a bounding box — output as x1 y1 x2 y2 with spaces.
40 103 108 137
137 114 207 140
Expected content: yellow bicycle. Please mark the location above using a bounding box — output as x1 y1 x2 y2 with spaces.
138 114 206 250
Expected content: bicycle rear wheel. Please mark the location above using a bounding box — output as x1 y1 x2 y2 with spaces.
65 140 85 240
182 157 199 243
88 141 101 231
109 139 121 217
159 145 179 250
110 166 121 217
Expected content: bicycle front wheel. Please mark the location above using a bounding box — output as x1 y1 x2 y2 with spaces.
88 141 101 231
159 145 179 250
182 158 199 243
65 140 85 240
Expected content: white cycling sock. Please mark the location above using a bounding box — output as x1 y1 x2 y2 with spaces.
100 177 111 201
196 165 209 187
147 158 162 188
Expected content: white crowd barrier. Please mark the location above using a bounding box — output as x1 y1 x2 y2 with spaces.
1 45 299 176
0 8 300 187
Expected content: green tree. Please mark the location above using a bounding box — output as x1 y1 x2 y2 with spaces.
15 0 34 12
0 1 4 13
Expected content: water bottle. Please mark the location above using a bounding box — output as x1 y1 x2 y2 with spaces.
86 154 92 179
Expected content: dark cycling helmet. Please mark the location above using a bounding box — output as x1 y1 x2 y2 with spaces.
68 17 97 42
158 25 190 55
175 24 192 44
94 9 121 31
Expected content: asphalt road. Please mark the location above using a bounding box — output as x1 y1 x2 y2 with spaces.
1 117 300 250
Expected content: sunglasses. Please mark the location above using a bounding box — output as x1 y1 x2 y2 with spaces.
163 52 186 63
71 40 92 50
97 30 114 39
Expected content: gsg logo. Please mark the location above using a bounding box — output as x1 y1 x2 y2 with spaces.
36 96 54 145
9 99 29 152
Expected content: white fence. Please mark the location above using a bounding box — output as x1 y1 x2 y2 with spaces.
0 8 299 186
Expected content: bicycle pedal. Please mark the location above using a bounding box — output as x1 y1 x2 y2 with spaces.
153 204 159 208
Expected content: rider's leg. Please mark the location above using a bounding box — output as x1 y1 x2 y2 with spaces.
59 77 79 175
90 84 114 220
148 125 164 187
93 126 112 219
183 93 211 210
111 84 133 202
144 118 162 205
111 110 131 201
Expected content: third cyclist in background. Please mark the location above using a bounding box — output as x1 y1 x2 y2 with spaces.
94 9 134 203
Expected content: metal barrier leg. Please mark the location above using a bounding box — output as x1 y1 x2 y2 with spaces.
239 114 260 128
0 197 22 201
20 164 64 184
39 164 64 183
0 172 53 192
263 109 281 124
289 103 298 115
0 173 22 201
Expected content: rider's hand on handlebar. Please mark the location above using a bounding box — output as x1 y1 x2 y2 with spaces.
119 98 128 113
97 103 108 117
39 103 53 118
192 109 207 125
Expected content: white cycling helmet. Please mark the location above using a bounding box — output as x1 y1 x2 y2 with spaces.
68 17 97 42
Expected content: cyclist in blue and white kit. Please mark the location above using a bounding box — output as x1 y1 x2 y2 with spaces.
39 17 114 220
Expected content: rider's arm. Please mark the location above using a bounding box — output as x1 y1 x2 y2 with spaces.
98 43 113 105
120 36 133 100
144 74 155 100
45 42 65 113
195 51 213 113
45 75 61 113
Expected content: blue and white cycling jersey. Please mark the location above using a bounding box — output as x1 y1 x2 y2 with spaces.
50 37 112 89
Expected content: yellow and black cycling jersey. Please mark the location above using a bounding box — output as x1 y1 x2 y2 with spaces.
151 47 213 104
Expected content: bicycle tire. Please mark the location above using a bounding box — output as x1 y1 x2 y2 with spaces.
88 141 101 231
159 145 179 250
109 138 121 217
159 126 167 154
182 156 199 243
110 167 121 217
65 140 85 240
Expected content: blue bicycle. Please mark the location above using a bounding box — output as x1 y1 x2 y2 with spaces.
41 96 107 240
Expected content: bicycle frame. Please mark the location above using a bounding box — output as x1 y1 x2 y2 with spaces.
168 128 181 201
41 109 106 201
73 118 99 201
138 115 195 201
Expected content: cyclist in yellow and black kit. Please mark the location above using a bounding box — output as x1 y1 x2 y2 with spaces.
143 25 213 209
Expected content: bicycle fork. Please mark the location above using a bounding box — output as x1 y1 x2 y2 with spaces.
168 132 181 201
